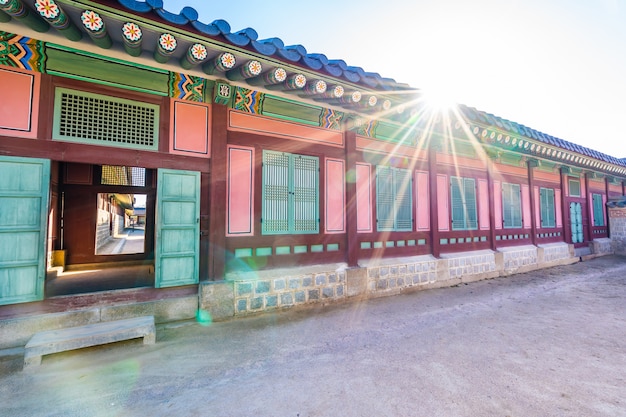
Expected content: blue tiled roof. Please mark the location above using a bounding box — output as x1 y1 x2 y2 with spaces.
116 0 405 91
458 105 626 168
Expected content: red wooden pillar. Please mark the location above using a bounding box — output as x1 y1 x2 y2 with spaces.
207 103 228 280
428 145 440 258
560 166 571 244
605 176 611 238
487 156 497 251
527 159 538 246
345 129 359 267
584 172 593 243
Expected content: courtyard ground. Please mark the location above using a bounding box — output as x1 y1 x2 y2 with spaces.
1 255 625 417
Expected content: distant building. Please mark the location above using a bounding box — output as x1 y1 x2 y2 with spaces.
0 0 624 314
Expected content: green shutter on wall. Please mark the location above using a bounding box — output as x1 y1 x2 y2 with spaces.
0 156 50 305
262 151 319 235
592 193 604 226
376 166 395 231
262 151 290 234
502 183 522 228
155 169 200 288
540 188 556 228
464 178 478 229
376 167 413 232
451 177 477 230
293 155 319 233
395 168 413 231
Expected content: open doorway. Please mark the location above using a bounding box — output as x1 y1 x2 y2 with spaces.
94 193 146 256
46 163 156 297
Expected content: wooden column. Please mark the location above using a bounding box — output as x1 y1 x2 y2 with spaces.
487 156 497 251
428 145 440 258
345 129 359 267
207 103 229 280
560 166 571 244
605 176 611 238
527 159 538 246
584 172 593 243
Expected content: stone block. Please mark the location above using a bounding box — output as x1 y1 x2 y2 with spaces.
101 296 197 323
273 279 286 291
308 289 320 300
346 267 367 298
255 281 271 294
322 288 334 298
199 281 235 321
315 274 327 286
280 293 293 306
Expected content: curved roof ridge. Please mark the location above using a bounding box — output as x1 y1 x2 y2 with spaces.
115 0 397 90
458 104 626 168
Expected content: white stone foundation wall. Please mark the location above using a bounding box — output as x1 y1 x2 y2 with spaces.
364 256 438 295
442 251 497 281
500 245 538 274
540 242 572 263
228 266 347 316
591 238 614 256
200 245 580 321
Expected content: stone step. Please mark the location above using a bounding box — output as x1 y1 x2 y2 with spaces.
23 316 155 369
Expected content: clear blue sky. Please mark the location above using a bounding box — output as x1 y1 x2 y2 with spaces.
166 0 626 159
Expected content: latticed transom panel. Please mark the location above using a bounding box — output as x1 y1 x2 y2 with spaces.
293 155 319 233
394 168 413 231
262 151 319 235
262 151 290 234
101 165 146 186
53 88 159 150
376 166 395 231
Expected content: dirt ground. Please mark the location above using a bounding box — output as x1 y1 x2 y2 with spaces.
1 256 625 417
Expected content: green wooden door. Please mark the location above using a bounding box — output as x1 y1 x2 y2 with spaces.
0 156 50 305
155 169 200 288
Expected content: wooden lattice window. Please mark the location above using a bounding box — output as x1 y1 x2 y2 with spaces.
451 176 477 230
261 150 319 235
540 187 556 228
592 193 605 226
376 166 413 232
502 183 522 229
53 87 159 150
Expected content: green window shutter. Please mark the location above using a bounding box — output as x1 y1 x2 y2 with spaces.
502 183 522 229
540 188 555 228
451 176 465 230
592 194 604 226
451 177 477 230
376 166 395 231
293 155 319 233
464 178 478 230
262 151 290 234
394 168 413 231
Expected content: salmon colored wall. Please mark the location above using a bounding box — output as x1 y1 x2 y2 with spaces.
226 145 254 236
534 169 560 183
356 163 372 233
437 174 449 231
534 186 541 227
325 158 345 233
492 163 527 178
415 171 430 231
478 179 489 230
555 189 563 227
0 66 40 139
229 110 344 147
436 153 487 170
494 180 502 230
356 135 428 160
170 100 211 157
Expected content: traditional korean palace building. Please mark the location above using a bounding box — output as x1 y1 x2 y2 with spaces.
1 0 625 331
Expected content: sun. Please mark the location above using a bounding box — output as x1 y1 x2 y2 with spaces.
420 85 459 112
